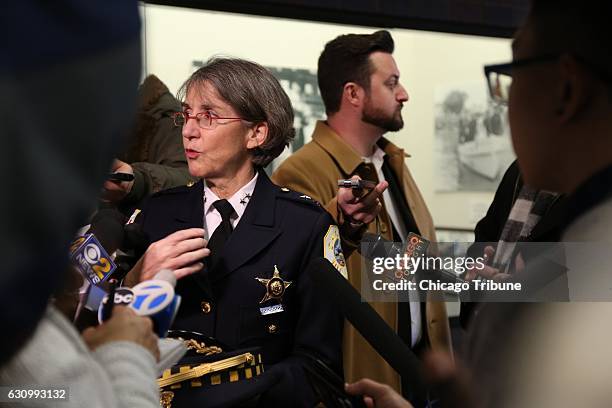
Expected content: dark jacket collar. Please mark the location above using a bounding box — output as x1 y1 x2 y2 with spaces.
210 169 281 282
239 167 276 227
173 168 277 227
172 180 204 226
173 170 282 286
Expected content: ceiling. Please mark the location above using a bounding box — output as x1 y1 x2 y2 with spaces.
145 0 529 38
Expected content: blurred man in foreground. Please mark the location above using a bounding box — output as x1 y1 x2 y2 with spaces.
0 2 161 406
347 0 612 406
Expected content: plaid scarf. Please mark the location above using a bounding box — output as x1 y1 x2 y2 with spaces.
492 186 558 273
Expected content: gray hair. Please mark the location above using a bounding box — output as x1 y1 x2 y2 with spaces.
177 57 295 167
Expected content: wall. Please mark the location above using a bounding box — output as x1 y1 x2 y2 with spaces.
141 3 512 230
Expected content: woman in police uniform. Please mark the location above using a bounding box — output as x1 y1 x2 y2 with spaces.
132 58 345 406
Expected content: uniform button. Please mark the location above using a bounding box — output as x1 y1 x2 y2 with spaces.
267 324 277 334
201 301 212 314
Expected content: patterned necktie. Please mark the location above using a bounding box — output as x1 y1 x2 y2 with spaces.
206 199 235 270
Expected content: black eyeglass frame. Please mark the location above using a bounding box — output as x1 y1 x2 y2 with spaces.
484 54 559 78
484 53 612 102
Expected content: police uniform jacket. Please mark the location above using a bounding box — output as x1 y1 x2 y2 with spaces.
140 169 344 406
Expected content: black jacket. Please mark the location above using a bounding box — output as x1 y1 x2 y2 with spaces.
140 170 344 406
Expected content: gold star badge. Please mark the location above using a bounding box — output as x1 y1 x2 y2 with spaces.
255 265 292 303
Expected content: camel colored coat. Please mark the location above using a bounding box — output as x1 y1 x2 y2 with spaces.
272 121 452 393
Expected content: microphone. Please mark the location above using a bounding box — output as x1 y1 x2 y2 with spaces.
123 221 149 255
361 232 465 286
97 287 136 323
80 270 180 336
360 232 405 260
72 209 128 329
69 209 126 285
88 208 126 252
129 269 181 337
306 257 427 401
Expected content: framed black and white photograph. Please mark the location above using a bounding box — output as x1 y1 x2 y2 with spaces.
265 66 325 171
434 80 515 192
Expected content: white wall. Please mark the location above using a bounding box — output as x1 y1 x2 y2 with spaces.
394 31 511 229
141 3 512 231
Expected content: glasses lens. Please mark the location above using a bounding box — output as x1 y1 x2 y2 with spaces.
488 72 512 104
197 112 213 129
173 112 186 127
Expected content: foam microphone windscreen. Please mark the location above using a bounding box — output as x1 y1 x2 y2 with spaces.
124 221 149 253
360 232 407 261
361 232 464 285
88 208 126 253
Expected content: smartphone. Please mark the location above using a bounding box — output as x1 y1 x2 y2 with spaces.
337 179 377 189
108 172 135 182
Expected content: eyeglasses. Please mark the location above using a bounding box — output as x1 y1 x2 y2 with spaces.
485 53 612 105
484 55 559 104
173 111 243 130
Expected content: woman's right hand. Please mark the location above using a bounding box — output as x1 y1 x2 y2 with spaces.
140 228 210 282
82 306 160 361
465 246 521 282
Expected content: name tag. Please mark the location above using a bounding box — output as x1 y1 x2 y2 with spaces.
259 304 284 315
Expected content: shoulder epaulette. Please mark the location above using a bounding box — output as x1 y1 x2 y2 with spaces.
276 186 322 208
151 183 194 197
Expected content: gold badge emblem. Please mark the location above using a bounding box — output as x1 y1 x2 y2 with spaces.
160 391 174 408
255 265 292 303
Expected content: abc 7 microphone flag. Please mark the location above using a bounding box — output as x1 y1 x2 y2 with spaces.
97 270 182 337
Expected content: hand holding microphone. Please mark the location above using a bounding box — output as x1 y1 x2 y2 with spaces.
345 379 413 408
98 270 181 338
464 246 521 282
82 306 160 361
101 159 135 204
337 176 388 227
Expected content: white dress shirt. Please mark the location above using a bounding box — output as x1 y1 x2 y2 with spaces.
364 146 422 347
203 172 258 239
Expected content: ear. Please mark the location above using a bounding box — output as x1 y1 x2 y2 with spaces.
343 82 365 108
555 54 595 122
246 122 269 150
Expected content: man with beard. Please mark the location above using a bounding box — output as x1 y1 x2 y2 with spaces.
272 30 452 403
